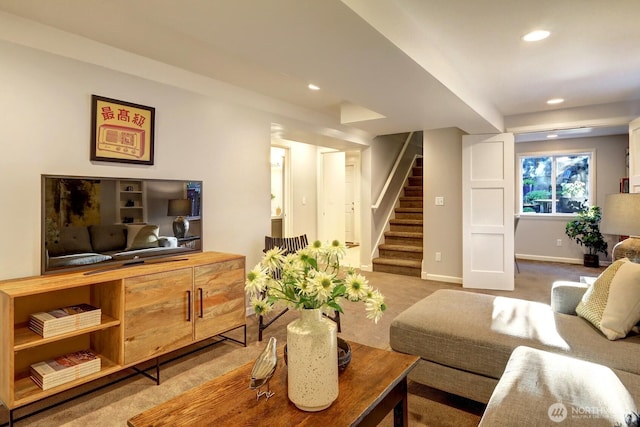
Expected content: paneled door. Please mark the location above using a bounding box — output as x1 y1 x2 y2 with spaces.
320 151 346 243
345 164 355 243
462 133 515 290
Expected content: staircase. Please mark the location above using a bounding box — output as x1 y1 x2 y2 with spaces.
372 158 423 277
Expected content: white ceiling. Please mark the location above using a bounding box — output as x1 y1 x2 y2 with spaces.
1 0 639 141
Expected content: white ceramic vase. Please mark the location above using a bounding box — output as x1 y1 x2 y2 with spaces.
286 308 338 411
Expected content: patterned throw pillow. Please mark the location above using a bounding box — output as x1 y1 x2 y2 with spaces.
576 258 640 340
125 224 159 250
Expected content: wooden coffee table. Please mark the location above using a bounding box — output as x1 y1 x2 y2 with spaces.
127 341 419 426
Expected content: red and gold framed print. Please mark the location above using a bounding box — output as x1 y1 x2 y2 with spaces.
90 95 155 165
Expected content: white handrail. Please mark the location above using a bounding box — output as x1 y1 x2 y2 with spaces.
371 132 414 210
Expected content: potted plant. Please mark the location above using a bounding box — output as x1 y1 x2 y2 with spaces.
564 206 608 267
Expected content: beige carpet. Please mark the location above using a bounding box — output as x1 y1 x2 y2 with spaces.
1 260 605 426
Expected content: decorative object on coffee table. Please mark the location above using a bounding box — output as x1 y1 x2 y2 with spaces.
249 337 278 400
287 308 337 411
600 193 640 262
284 337 352 372
245 239 387 411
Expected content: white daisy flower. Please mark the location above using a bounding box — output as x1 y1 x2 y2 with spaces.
262 247 285 272
244 265 268 296
365 289 386 324
326 239 347 260
344 273 370 301
312 271 335 303
250 296 273 316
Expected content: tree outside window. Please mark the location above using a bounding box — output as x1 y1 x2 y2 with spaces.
519 152 593 214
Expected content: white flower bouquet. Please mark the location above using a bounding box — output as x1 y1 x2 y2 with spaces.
245 239 386 323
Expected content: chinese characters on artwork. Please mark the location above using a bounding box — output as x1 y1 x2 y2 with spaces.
91 95 155 164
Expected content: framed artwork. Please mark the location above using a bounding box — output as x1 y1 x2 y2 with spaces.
90 95 155 165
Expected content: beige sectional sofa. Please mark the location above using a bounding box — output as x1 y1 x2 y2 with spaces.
390 279 640 419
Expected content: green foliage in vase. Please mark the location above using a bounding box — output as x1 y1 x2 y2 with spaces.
245 240 386 323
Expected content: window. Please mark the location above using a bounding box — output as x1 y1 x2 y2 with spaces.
519 151 594 215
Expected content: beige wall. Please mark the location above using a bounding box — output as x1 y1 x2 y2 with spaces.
515 134 629 264
423 128 465 282
0 38 370 279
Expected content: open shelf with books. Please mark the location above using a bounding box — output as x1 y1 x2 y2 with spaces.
14 354 120 404
14 313 120 351
0 276 123 407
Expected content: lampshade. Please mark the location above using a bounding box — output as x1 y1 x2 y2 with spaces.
600 193 640 236
600 193 640 262
167 199 191 217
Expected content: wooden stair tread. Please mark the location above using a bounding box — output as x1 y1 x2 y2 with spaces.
395 207 422 213
372 258 421 268
389 219 423 225
384 231 423 238
378 244 423 253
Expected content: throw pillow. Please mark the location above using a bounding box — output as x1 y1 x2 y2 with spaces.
58 226 93 254
126 224 159 250
576 258 640 340
89 224 127 252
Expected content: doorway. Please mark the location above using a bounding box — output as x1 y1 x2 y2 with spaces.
345 151 361 246
270 146 288 238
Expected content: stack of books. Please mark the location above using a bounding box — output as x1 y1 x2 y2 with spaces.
30 349 101 390
29 304 101 338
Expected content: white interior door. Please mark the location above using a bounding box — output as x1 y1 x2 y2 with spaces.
345 164 355 243
320 151 346 243
629 117 640 193
462 133 515 290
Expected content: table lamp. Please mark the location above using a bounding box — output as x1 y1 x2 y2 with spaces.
167 199 191 238
600 193 640 262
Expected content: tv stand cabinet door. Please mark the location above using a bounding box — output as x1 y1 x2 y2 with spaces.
124 268 194 365
194 258 245 341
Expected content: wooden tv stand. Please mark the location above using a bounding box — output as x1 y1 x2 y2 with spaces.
0 252 246 424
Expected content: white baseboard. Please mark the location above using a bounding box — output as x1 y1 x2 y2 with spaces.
359 264 373 272
516 253 582 264
423 272 463 284
516 254 611 266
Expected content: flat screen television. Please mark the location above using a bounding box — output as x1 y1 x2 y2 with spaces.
42 175 203 274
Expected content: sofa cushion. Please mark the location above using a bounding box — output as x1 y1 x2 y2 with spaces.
58 226 93 254
577 258 640 340
479 346 640 426
89 224 127 252
126 224 159 250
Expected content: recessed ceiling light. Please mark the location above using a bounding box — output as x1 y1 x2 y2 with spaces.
547 134 559 139
308 84 320 91
547 98 564 105
523 30 550 42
